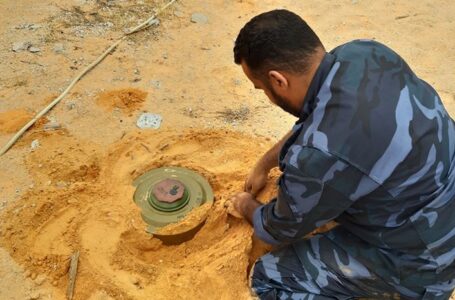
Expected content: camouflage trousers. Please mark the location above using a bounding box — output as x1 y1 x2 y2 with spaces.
250 228 453 300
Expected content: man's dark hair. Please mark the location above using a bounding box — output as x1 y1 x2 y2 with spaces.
234 10 323 77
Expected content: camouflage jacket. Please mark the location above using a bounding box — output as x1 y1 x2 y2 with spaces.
253 40 455 293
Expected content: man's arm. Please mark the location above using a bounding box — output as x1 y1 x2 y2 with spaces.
245 130 293 195
240 147 379 245
258 130 293 170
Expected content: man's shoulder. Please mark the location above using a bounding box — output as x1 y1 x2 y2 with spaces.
330 39 396 56
298 40 418 184
330 39 399 59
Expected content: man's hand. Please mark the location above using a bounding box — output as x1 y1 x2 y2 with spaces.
226 192 261 225
244 162 269 196
225 198 243 219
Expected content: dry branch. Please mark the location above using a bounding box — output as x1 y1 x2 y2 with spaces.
66 250 80 300
0 0 178 156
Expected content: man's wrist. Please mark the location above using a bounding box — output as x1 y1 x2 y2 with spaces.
258 130 292 171
258 152 277 172
240 197 262 225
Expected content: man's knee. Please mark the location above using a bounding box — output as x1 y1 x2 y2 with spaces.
250 257 273 296
250 251 316 299
251 258 332 300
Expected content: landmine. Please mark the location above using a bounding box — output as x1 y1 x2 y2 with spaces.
133 167 214 242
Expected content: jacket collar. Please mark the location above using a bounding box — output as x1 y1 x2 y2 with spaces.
298 52 336 123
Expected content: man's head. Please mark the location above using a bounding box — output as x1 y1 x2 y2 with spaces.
234 10 325 116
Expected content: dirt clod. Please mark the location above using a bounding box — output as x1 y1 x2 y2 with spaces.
97 88 147 113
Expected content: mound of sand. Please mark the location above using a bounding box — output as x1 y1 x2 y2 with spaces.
96 88 148 114
0 109 33 134
0 128 277 299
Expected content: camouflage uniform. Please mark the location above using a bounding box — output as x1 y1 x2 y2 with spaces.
252 40 455 299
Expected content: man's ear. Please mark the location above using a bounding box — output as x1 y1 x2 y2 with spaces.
268 71 289 90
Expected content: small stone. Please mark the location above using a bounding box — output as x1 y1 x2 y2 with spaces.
14 23 30 29
28 291 40 300
12 41 31 52
130 276 140 285
15 23 42 30
191 13 208 24
136 113 162 129
150 80 161 89
23 270 31 278
30 272 37 280
30 140 40 151
43 122 61 131
56 181 67 189
174 10 184 18
66 102 76 110
35 274 46 286
28 47 41 53
53 43 64 53
147 18 160 26
29 24 42 30
51 280 58 286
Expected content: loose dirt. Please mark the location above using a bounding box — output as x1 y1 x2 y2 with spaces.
0 0 454 299
0 128 278 299
0 109 33 134
96 88 148 114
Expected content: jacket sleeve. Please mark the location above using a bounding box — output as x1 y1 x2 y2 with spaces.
253 146 378 245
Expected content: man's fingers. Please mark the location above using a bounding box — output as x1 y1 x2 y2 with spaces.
244 181 252 193
251 183 264 197
225 200 243 219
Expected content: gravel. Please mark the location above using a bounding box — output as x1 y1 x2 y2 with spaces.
191 13 208 24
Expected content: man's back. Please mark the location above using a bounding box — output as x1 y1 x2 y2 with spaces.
299 39 455 288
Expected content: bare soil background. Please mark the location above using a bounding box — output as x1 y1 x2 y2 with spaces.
0 0 454 299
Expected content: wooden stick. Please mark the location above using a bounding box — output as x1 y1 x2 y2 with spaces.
66 250 80 300
0 39 123 157
126 0 178 35
0 0 178 156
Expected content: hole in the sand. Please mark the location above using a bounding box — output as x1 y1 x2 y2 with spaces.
153 219 206 245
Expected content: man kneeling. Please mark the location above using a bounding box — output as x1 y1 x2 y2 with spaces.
230 9 455 300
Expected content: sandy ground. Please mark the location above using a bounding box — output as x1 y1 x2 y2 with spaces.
0 0 454 299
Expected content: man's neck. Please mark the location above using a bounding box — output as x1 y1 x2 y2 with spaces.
293 48 327 111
